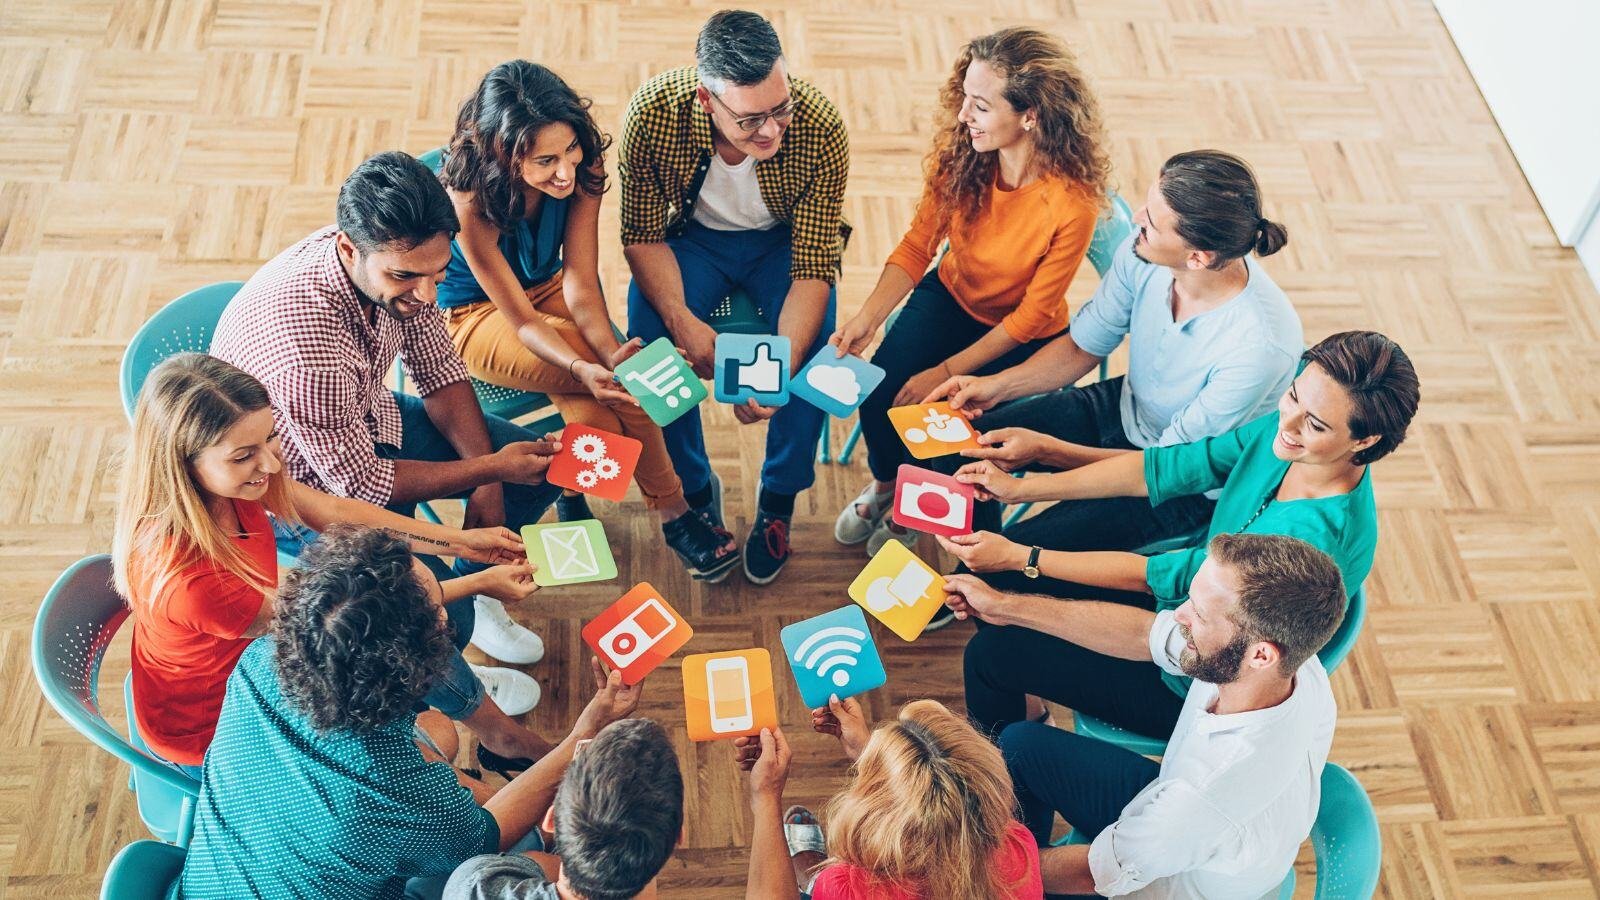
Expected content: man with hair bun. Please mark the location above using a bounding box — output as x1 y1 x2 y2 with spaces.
920 150 1301 629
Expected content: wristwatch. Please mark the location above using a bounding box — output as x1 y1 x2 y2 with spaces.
1022 545 1042 579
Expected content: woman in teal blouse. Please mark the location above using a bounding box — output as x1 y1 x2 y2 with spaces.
950 330 1419 738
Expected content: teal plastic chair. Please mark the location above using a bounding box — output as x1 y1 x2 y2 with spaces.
1074 586 1369 757
100 839 186 900
119 281 245 419
31 555 201 846
1276 763 1382 899
704 286 834 463
1051 764 1380 899
833 191 1135 469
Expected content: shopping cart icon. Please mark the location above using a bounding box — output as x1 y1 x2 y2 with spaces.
615 337 708 426
625 355 694 407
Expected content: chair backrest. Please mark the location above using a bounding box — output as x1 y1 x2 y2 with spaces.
707 288 769 335
418 146 444 172
119 282 245 419
31 555 200 798
1087 191 1136 278
1310 763 1382 899
1319 585 1366 674
99 839 187 900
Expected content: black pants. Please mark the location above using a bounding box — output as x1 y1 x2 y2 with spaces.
948 377 1216 551
963 622 1187 739
1000 721 1161 899
861 270 1059 483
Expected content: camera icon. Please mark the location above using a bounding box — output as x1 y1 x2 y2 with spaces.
899 481 968 530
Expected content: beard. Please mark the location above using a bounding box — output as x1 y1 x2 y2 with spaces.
347 258 425 322
1178 627 1252 685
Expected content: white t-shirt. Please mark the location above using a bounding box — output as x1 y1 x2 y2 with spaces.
693 151 777 232
1087 611 1337 899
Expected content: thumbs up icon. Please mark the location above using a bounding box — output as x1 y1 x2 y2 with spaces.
723 341 784 395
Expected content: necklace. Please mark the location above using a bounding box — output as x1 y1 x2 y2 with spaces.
1237 487 1276 533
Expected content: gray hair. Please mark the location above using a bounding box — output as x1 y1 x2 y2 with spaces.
695 9 784 94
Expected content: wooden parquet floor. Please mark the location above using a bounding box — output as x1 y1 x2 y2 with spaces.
3 0 1599 896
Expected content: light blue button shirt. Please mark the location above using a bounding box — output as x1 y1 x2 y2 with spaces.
1068 235 1302 449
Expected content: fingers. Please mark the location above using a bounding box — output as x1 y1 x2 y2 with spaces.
922 375 960 405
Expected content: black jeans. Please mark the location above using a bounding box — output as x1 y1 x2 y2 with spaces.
951 377 1216 551
963 622 1187 739
1000 721 1161 899
861 270 1060 483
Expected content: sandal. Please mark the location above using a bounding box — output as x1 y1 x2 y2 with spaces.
834 482 894 545
476 743 534 780
783 805 827 857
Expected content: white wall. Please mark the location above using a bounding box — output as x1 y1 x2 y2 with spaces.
1434 0 1600 247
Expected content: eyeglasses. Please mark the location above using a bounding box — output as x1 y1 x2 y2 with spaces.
708 90 795 134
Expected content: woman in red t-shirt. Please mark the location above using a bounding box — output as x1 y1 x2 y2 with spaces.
737 698 1044 900
112 353 538 776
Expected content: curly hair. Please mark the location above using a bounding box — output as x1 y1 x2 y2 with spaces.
440 60 612 234
272 525 455 734
923 27 1111 247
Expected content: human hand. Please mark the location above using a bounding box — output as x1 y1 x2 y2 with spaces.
953 460 1026 503
450 526 524 565
732 397 779 425
463 483 507 530
941 573 1018 626
810 694 871 762
468 562 539 604
606 337 645 369
927 373 1006 417
673 316 718 379
574 359 639 408
894 364 953 407
494 439 561 484
733 726 792 802
935 531 1028 574
573 656 644 738
828 312 879 358
961 427 1051 472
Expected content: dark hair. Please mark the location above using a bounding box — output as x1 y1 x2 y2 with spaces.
335 150 460 253
695 10 784 90
1210 533 1346 677
440 60 611 234
1158 150 1287 268
552 719 683 900
272 525 455 733
1301 330 1420 466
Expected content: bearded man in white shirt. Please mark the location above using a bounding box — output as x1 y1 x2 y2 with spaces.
942 532 1345 899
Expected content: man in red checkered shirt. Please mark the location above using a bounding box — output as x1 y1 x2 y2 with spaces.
213 151 559 766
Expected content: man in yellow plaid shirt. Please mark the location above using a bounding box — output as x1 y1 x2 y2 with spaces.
621 9 850 585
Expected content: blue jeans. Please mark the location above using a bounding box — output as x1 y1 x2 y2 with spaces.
626 221 834 498
861 270 1060 483
272 391 561 721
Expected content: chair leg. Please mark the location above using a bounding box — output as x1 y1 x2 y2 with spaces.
418 502 443 525
837 419 864 464
816 417 832 464
1003 502 1033 529
178 795 196 848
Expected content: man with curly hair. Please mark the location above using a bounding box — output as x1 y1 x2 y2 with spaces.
171 526 645 900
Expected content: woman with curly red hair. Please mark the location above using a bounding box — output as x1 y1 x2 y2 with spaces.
831 27 1112 555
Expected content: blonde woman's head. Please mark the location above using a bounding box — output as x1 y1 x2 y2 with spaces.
113 353 296 601
822 700 1023 899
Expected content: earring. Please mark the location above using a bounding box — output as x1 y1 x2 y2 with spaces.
1024 122 1033 131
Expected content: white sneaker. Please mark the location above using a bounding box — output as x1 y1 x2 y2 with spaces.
835 482 894 545
866 518 917 556
469 664 541 716
470 596 545 664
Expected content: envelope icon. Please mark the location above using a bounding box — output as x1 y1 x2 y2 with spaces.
522 519 618 586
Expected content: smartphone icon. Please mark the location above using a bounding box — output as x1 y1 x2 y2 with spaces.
706 656 754 733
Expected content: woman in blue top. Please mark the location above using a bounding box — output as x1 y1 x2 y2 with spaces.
438 61 737 581
946 330 1420 738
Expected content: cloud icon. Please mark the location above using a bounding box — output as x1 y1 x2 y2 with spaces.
806 364 861 406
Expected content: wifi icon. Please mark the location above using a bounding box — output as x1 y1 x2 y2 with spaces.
780 605 888 708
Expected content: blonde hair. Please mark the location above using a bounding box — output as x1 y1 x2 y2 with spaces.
112 353 298 606
821 700 1025 899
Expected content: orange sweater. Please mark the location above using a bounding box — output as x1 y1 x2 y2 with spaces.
884 173 1097 342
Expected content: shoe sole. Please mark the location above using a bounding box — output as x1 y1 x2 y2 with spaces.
921 610 958 634
689 552 741 583
742 552 787 586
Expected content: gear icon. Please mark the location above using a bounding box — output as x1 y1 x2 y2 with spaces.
594 458 622 480
570 434 608 464
575 469 599 489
